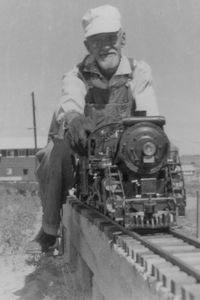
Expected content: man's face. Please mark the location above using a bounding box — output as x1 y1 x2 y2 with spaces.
85 30 125 73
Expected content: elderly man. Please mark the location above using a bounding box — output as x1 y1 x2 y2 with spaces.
27 4 159 253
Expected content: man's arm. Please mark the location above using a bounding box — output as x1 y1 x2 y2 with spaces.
130 60 159 116
55 67 87 124
47 67 87 140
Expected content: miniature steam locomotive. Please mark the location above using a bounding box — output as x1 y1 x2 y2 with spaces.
77 116 186 230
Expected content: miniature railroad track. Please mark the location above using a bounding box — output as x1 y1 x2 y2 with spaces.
115 227 200 298
68 198 200 298
126 228 200 283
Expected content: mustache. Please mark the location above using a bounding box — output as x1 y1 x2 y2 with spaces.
99 51 117 56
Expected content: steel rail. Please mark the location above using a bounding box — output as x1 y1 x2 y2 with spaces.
169 228 200 249
113 222 200 283
70 198 200 283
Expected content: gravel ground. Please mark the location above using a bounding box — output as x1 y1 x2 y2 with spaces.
178 195 198 237
0 184 81 300
0 253 82 300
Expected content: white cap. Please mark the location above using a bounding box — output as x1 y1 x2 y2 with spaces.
82 5 122 38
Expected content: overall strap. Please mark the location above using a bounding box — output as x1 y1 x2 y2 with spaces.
128 57 136 79
127 57 136 114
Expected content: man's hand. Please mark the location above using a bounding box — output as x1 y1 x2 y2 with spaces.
67 115 94 155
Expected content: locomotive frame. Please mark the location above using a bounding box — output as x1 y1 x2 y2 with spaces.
76 116 186 230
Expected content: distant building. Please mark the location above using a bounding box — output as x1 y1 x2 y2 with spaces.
182 163 198 182
0 136 46 182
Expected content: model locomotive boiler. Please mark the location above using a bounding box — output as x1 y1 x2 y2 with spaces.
77 116 186 230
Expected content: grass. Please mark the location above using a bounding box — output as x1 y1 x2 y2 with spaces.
0 183 41 255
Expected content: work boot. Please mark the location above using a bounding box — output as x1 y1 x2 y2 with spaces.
25 228 57 254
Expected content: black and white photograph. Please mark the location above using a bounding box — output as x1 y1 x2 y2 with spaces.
0 1 200 299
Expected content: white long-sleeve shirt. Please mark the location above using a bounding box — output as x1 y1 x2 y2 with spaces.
49 55 159 139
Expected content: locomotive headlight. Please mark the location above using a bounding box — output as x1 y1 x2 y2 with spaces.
143 141 156 156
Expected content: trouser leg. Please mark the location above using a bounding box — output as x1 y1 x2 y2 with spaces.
36 137 75 236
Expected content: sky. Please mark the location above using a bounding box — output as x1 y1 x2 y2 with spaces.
0 0 200 154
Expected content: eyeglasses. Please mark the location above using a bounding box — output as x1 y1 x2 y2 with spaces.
86 31 122 49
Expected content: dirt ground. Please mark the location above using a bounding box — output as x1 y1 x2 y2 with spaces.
0 184 82 300
0 183 199 300
0 254 81 300
0 251 84 300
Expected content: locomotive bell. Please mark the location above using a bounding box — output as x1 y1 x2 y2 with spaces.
117 121 170 175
